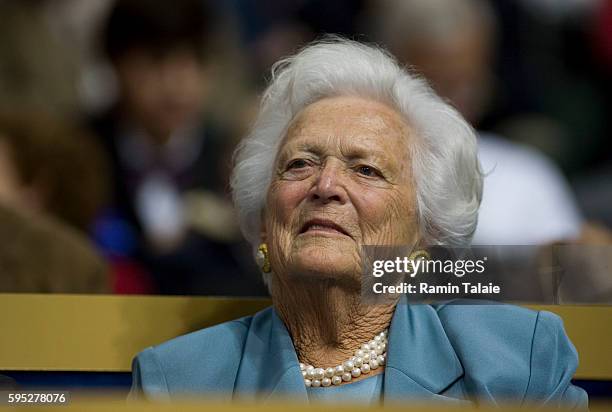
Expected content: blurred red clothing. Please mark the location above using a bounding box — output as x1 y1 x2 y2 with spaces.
110 256 156 294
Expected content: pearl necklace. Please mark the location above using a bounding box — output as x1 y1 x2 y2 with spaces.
300 330 388 387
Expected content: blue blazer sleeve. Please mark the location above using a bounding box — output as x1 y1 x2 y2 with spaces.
129 347 170 401
526 311 588 409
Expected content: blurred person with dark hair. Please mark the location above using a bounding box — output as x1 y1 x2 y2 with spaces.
92 0 266 296
368 0 584 246
231 0 366 85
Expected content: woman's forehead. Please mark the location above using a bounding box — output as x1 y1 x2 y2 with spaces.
283 96 412 151
291 96 407 132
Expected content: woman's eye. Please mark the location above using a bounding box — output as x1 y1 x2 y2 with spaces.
356 165 381 177
287 159 308 169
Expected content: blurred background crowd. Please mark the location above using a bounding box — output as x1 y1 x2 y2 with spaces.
0 0 610 297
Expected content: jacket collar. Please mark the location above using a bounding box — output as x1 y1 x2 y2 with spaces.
382 295 465 402
234 295 464 403
233 307 308 403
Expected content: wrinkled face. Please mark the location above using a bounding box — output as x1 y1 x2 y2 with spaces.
263 96 419 287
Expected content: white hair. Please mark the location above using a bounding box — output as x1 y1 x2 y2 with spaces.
231 38 482 269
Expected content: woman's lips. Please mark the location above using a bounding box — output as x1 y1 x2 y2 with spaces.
300 219 351 237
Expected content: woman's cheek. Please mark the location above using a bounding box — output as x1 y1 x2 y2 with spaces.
351 188 391 225
353 187 417 244
266 180 308 271
270 180 309 218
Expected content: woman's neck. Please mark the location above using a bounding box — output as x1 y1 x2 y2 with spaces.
271 275 397 371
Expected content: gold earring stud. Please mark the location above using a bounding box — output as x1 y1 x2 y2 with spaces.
407 249 430 274
409 249 430 262
256 243 271 273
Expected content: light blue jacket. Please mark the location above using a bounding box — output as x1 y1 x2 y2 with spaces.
131 297 588 407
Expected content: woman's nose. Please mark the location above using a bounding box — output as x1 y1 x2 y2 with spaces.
309 161 348 204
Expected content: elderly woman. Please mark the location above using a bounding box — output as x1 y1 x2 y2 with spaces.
131 39 587 406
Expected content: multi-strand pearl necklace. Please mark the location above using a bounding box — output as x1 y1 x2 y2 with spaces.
300 330 388 387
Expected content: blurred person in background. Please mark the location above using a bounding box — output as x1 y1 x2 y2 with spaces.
91 0 266 296
229 0 365 86
0 110 108 234
0 110 109 293
368 0 584 246
368 0 612 302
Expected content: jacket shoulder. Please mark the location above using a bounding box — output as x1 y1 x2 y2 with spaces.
434 302 539 378
433 303 587 407
434 301 540 340
130 315 254 399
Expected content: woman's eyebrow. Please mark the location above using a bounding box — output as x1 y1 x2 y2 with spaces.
276 142 322 165
341 142 391 163
284 141 325 156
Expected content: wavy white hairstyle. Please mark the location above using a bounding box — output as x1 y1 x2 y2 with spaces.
231 38 482 263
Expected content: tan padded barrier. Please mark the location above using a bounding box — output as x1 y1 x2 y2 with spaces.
0 294 610 379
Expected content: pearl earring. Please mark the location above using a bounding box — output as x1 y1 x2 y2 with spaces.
256 243 271 273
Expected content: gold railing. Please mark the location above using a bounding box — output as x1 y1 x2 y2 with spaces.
0 294 610 380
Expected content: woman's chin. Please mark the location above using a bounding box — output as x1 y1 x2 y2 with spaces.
287 245 362 285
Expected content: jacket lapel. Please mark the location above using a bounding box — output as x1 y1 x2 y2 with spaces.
233 307 308 403
383 296 465 403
